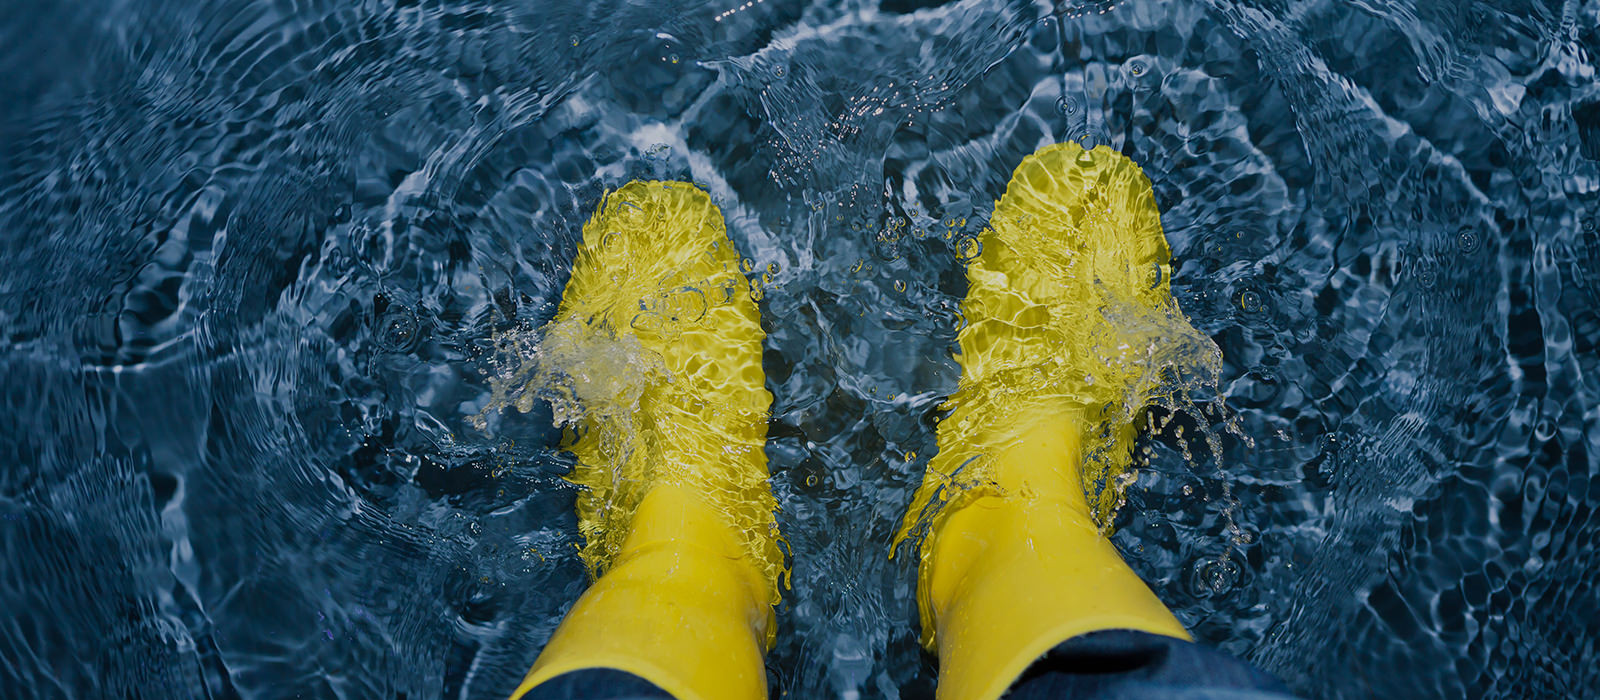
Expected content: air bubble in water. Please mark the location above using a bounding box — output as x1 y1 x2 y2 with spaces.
1191 555 1241 595
1057 96 1079 115
1238 289 1264 314
378 309 419 352
1456 226 1480 254
955 236 983 262
1416 259 1438 288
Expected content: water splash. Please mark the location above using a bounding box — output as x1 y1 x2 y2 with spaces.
471 317 667 441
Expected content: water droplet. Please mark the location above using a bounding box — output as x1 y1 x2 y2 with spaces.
377 309 420 352
1078 132 1099 150
569 35 580 47
1416 259 1438 288
894 280 907 293
1191 556 1241 596
741 257 756 273
1534 417 1556 441
629 309 663 334
773 64 787 78
1128 58 1147 76
1057 96 1079 115
1238 289 1264 315
667 53 680 64
1456 226 1480 254
1146 263 1164 289
1075 145 1098 167
955 236 983 262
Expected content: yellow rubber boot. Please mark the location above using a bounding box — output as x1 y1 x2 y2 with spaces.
895 143 1204 700
509 181 783 700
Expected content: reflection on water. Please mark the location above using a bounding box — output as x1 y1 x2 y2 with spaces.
2 0 1598 697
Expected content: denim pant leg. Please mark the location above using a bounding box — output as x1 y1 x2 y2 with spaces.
1005 630 1299 700
520 668 675 700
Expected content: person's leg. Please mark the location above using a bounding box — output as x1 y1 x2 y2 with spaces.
519 667 672 700
897 142 1285 699
1007 630 1294 699
916 408 1191 700
508 181 783 700
512 484 772 700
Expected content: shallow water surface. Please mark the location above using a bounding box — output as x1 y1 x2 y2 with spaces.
3 1 1599 698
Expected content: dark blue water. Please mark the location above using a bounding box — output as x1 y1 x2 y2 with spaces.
3 1 1598 698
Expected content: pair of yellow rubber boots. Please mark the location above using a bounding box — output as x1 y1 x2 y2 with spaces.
508 143 1194 700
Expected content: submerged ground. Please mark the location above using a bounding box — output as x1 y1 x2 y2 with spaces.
3 0 1599 698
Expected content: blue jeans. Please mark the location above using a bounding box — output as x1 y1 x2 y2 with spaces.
521 630 1298 699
